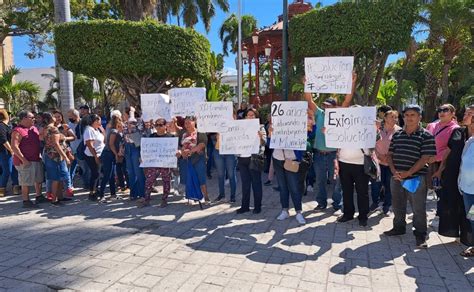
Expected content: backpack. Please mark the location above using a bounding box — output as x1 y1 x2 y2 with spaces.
75 123 86 160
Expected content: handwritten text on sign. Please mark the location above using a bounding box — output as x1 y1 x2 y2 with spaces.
324 106 377 149
269 101 308 151
195 102 233 133
140 137 179 168
219 119 261 155
169 87 206 117
140 94 171 121
305 56 354 94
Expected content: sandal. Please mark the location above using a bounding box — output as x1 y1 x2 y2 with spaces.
460 247 474 257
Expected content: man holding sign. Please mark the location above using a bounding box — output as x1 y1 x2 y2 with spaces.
304 70 357 211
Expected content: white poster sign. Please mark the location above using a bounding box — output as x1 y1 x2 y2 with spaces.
324 106 377 149
169 87 206 117
219 119 261 155
195 102 233 133
304 56 354 94
140 93 171 121
269 101 308 151
140 137 179 168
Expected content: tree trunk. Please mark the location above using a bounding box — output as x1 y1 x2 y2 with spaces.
424 74 438 122
441 60 451 104
54 0 74 114
368 51 389 106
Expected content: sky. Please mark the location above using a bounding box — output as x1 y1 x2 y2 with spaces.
13 0 407 72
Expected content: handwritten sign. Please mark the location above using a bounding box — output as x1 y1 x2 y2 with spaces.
269 101 307 151
324 106 377 149
304 56 354 94
169 87 206 117
140 137 179 168
219 119 261 155
141 94 171 121
195 102 233 133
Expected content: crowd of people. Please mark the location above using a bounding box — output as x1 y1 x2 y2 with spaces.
0 87 473 256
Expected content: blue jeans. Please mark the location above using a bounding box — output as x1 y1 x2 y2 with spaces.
0 151 18 188
273 158 302 212
206 139 215 176
370 165 392 212
213 150 237 200
125 143 145 198
313 150 341 209
78 158 90 189
99 150 116 196
69 158 78 189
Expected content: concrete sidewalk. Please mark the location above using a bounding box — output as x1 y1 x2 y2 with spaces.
0 177 473 291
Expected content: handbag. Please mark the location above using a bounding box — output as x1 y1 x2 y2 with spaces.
361 149 379 180
282 150 299 173
250 153 265 171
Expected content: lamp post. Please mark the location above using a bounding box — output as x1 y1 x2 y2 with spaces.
252 30 259 106
237 0 243 107
265 39 274 100
282 0 289 101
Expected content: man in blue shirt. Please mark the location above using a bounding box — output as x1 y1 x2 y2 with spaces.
305 73 357 211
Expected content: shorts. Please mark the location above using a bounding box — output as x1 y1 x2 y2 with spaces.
15 161 44 186
44 156 69 181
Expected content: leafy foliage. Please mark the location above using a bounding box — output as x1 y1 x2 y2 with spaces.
0 66 40 114
219 14 257 56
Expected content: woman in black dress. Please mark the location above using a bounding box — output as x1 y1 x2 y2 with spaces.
434 108 474 251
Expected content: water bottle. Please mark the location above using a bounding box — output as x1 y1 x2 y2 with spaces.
432 177 441 190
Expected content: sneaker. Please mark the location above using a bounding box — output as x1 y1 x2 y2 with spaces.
296 213 306 225
333 208 343 216
236 208 250 214
263 180 272 186
416 236 428 249
369 203 379 212
314 204 327 211
383 228 406 236
35 195 50 204
214 195 225 202
65 188 74 197
337 215 353 223
46 192 54 201
277 210 289 221
306 185 314 193
22 200 37 208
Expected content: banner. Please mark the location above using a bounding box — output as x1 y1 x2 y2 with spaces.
140 137 179 168
269 101 308 151
219 119 261 155
169 87 206 117
195 101 233 133
140 94 171 122
324 106 377 149
304 56 354 94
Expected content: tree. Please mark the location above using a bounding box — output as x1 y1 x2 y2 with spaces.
289 0 417 105
54 20 210 105
0 66 40 113
219 13 257 56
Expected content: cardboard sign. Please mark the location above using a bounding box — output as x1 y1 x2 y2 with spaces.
195 102 233 133
324 106 377 149
304 56 354 94
169 87 206 117
269 101 308 151
140 137 179 168
140 93 171 122
219 119 261 155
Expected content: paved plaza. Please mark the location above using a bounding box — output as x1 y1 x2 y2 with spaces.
0 177 473 292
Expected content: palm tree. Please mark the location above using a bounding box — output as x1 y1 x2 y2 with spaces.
219 13 257 56
0 66 40 113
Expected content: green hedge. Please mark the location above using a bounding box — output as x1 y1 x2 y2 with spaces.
289 0 417 59
54 20 210 80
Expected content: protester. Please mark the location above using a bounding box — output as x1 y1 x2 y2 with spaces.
384 104 436 248
236 101 248 119
83 114 106 201
97 115 123 202
123 107 145 200
178 116 210 203
305 72 357 211
11 110 47 207
0 109 19 197
371 110 401 214
213 132 237 203
236 108 266 214
206 133 216 179
79 105 90 118
434 105 474 255
42 112 71 205
166 118 182 194
140 118 174 208
263 114 273 186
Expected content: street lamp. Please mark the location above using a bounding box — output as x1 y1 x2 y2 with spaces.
252 30 259 45
265 39 272 58
242 44 248 61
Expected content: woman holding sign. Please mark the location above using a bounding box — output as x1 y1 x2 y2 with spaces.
139 118 174 208
177 117 210 204
236 109 266 214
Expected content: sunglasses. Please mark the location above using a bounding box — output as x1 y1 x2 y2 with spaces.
155 123 165 127
437 108 451 113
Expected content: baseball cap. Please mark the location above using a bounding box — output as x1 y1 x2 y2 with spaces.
402 104 422 114
79 105 90 110
323 98 337 106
